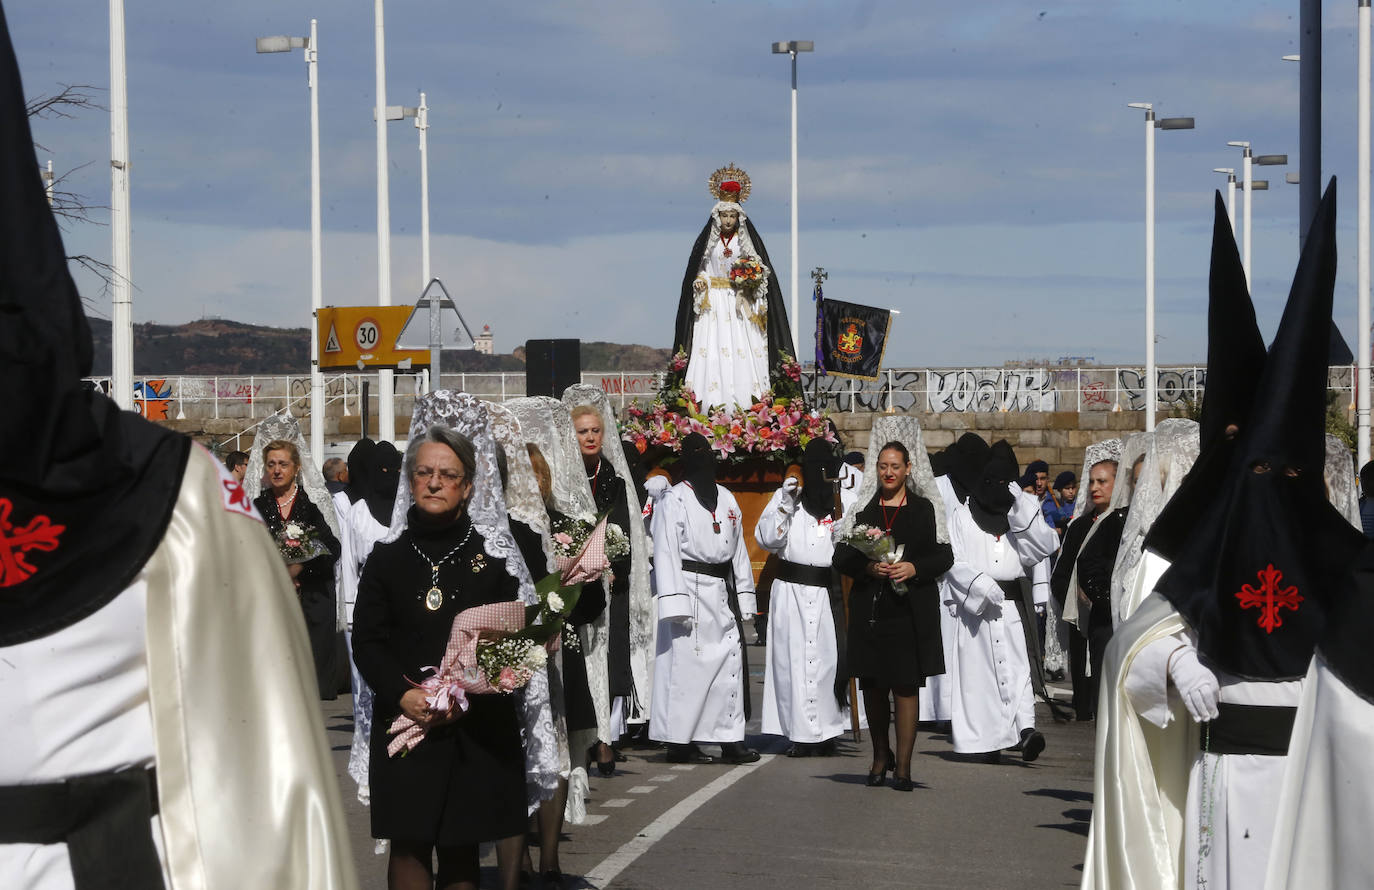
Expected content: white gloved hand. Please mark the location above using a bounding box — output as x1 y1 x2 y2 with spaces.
783 476 801 497
645 475 670 499
985 581 1006 606
1167 646 1220 722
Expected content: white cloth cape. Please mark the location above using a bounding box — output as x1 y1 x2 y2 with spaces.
649 483 755 744
0 446 357 889
754 487 848 743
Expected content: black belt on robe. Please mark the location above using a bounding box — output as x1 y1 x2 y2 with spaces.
776 559 850 710
0 767 164 890
999 579 1072 720
1202 702 1298 755
681 559 753 721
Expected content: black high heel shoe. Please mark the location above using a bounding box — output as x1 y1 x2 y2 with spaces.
865 753 895 787
588 744 615 777
890 773 915 792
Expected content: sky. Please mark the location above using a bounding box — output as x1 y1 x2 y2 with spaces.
11 1 1369 367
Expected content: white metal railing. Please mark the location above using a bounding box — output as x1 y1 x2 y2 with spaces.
82 365 1359 434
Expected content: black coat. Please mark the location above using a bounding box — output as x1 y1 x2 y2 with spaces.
834 493 954 686
1051 507 1127 629
352 510 527 844
590 458 636 699
254 488 341 699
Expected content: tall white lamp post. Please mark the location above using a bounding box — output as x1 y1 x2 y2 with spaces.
109 0 133 410
385 93 433 391
1213 167 1237 233
257 22 325 466
1225 142 1287 291
1359 0 1371 464
772 40 813 359
374 0 395 442
1127 103 1194 431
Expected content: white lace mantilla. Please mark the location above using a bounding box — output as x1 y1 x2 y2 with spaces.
379 390 560 810
833 414 948 544
563 384 655 735
506 397 598 523
1326 433 1361 529
244 412 344 629
485 401 553 569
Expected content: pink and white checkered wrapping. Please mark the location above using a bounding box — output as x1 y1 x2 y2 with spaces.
554 513 610 585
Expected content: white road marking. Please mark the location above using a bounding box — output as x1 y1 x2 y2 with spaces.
649 774 677 783
627 785 657 794
580 814 608 826
669 764 696 771
601 798 634 808
584 755 774 889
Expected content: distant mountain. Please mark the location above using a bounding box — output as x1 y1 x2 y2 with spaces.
84 315 671 375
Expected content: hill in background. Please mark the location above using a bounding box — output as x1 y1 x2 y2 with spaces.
85 315 671 375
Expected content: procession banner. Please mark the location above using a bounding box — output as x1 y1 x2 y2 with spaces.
817 297 892 381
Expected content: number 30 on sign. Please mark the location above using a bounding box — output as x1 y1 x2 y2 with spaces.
354 318 380 351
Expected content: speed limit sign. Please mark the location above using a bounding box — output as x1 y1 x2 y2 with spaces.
354 318 381 352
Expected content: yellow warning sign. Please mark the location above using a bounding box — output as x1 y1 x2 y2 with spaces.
317 306 429 370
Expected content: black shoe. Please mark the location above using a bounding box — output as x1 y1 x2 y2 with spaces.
866 752 896 786
981 751 1002 765
541 870 565 889
665 743 715 764
890 774 915 792
785 742 817 758
588 744 615 776
611 743 628 763
1020 728 1046 763
817 739 839 757
720 742 761 764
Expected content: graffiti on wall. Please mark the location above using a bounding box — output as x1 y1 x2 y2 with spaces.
132 379 173 420
1117 368 1206 412
926 369 1057 413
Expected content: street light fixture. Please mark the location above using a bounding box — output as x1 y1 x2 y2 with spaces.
773 40 814 359
1126 102 1195 431
1226 142 1287 288
257 20 326 467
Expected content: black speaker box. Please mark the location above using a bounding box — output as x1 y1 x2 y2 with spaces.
525 338 581 397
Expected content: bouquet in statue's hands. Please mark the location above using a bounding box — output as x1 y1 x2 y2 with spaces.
841 524 908 596
274 520 329 565
387 572 583 756
728 254 768 292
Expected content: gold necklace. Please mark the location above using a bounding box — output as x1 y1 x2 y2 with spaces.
410 525 475 611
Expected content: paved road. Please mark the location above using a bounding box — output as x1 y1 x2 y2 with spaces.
326 644 1094 889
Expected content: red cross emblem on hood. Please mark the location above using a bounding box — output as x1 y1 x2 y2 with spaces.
1234 564 1303 634
0 499 65 588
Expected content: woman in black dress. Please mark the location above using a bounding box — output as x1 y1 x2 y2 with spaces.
834 441 953 792
571 404 633 774
352 426 527 890
253 438 340 701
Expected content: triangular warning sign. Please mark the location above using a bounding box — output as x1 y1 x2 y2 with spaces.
324 324 342 353
395 278 477 351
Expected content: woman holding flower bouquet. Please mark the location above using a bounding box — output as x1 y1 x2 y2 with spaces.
352 427 527 890
253 438 341 701
833 440 953 792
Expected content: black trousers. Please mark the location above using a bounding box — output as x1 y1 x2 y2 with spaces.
1070 614 1113 720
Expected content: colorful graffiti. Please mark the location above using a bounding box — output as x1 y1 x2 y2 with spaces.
132 379 172 420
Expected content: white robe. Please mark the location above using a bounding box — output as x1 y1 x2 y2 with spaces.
1264 655 1374 890
919 475 962 723
341 499 392 803
942 487 1058 753
838 464 865 516
685 235 770 410
649 483 757 744
754 488 847 744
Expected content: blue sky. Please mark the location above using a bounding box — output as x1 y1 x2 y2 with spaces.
11 1 1368 366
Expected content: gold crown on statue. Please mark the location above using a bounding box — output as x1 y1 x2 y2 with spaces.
708 164 751 203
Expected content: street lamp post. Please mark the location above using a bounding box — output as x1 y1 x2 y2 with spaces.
1359 0 1371 465
385 93 433 391
1213 167 1237 233
772 40 813 359
1127 103 1194 431
374 0 395 443
109 0 133 410
1226 142 1287 290
257 22 325 467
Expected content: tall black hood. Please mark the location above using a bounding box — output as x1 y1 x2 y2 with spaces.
344 438 376 505
1146 192 1268 563
1156 180 1366 680
801 437 839 521
677 432 718 512
969 439 1018 535
0 2 190 645
946 432 989 502
366 441 401 526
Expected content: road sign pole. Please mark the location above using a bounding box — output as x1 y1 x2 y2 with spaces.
428 279 441 391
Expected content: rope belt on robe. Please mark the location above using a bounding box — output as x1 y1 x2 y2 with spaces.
775 558 849 709
0 767 164 890
1202 702 1299 755
999 579 1072 720
681 558 753 720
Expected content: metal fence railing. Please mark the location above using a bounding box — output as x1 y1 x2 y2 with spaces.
83 365 1359 435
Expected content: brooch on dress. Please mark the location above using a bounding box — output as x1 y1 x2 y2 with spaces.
470 553 487 573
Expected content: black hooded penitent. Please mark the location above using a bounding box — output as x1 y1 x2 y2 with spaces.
945 432 990 503
365 441 401 526
1155 180 1366 680
343 438 376 505
0 3 189 646
671 211 799 403
800 437 839 521
677 432 719 513
1145 192 1268 564
968 439 1019 536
